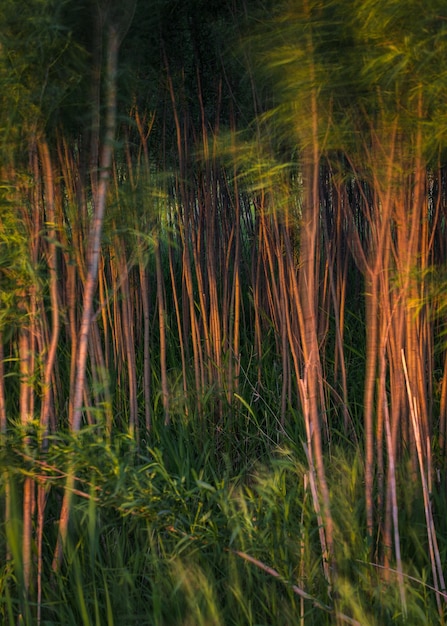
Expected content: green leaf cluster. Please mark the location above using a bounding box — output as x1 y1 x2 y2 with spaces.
0 0 87 154
0 184 35 332
247 0 447 165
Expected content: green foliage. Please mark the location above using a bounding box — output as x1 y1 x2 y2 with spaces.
0 424 445 624
2 0 447 624
0 0 87 151
244 0 447 169
0 184 35 334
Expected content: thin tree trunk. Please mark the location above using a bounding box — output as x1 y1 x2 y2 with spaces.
18 157 39 592
54 24 119 573
70 25 119 431
297 106 333 595
38 139 60 440
19 323 34 607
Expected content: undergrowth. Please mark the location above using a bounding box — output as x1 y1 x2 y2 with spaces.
0 414 445 625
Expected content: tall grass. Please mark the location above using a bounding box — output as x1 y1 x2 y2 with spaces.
1 411 445 625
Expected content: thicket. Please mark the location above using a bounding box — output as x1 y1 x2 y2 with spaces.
1 0 447 623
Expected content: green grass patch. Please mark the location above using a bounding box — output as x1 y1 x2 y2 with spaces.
0 422 445 625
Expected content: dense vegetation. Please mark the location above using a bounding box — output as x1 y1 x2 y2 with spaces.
1 0 447 623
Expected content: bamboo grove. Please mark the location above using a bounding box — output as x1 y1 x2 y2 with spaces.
2 0 447 622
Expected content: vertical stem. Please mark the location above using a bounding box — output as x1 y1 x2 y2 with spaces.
71 25 119 432
382 359 406 615
19 322 34 602
55 24 119 573
363 275 378 544
169 237 188 412
297 2 334 578
139 263 152 431
0 333 6 434
38 139 60 439
155 239 170 424
403 350 447 617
